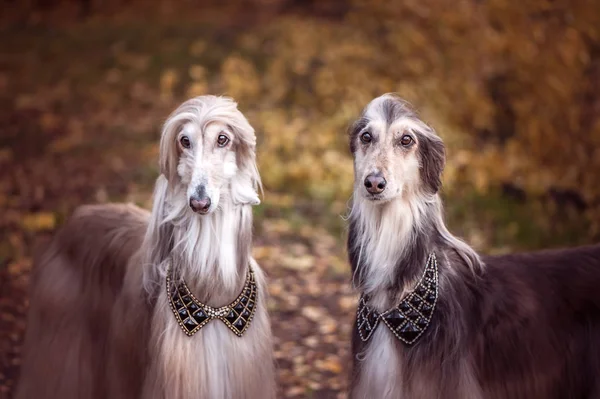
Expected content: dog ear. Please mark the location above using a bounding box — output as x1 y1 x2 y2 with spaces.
348 117 368 154
231 170 261 205
142 175 174 295
159 116 182 186
419 131 446 194
228 122 262 206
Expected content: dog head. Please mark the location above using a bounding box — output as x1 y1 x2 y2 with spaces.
349 94 446 203
160 95 261 214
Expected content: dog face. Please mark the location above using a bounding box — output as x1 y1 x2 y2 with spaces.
160 96 261 215
176 121 238 214
349 94 446 203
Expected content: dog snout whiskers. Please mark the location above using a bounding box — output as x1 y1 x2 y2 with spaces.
364 173 387 194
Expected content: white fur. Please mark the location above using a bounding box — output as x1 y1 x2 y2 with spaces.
350 196 422 299
352 327 403 399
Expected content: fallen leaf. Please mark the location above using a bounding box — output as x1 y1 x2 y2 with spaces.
160 69 179 100
281 254 314 271
0 149 12 164
21 212 56 232
338 295 357 312
301 306 323 322
189 40 207 56
39 112 60 132
49 132 83 153
189 65 206 80
320 357 343 374
187 82 208 98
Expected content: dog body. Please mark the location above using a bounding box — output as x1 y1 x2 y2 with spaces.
347 94 600 399
16 96 275 399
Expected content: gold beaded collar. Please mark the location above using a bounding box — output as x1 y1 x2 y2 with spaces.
356 252 439 346
166 263 257 337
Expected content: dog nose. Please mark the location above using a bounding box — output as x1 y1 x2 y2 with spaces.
189 196 211 214
364 173 387 194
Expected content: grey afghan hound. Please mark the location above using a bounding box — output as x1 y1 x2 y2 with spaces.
16 96 276 399
347 93 600 399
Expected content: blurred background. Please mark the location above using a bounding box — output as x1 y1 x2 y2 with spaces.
1 0 599 397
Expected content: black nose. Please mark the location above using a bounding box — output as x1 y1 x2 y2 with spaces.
364 173 387 194
189 196 211 214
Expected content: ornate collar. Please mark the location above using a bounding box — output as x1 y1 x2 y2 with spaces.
356 252 439 346
167 264 257 337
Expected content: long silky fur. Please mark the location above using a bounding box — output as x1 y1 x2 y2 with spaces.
15 96 275 399
347 94 600 399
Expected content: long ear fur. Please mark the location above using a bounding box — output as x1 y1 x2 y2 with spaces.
419 129 446 194
142 175 173 294
227 107 262 206
159 116 181 186
230 159 261 205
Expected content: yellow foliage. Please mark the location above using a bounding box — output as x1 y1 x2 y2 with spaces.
188 65 206 81
221 55 261 101
159 69 179 101
21 212 56 232
13 0 598 230
189 40 207 57
203 1 600 228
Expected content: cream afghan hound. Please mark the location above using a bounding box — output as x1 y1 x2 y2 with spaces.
15 96 275 399
347 94 600 399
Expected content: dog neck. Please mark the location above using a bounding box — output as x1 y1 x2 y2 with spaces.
348 191 483 311
348 194 436 308
172 197 252 304
143 177 253 306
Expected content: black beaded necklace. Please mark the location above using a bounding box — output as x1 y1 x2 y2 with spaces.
167 262 258 337
356 252 439 346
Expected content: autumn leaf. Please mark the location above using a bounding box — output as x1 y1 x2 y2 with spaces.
189 40 207 57
160 69 179 101
21 213 56 232
318 357 343 374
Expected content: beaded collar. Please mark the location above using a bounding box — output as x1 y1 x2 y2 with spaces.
167 263 257 337
356 252 439 346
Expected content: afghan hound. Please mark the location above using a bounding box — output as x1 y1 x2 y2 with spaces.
15 95 275 399
347 93 600 399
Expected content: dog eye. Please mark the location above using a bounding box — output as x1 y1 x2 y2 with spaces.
400 135 414 147
217 134 230 147
180 136 191 149
360 132 372 144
